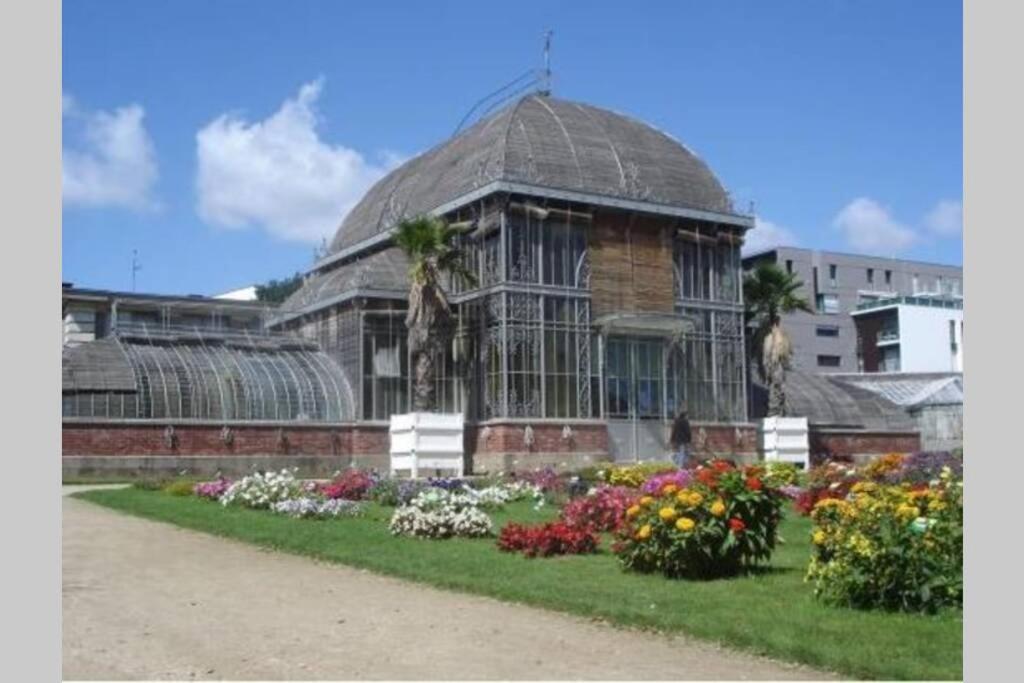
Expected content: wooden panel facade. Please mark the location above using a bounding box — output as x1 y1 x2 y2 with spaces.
589 211 675 317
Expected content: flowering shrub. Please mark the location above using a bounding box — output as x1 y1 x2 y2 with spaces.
367 477 425 506
793 461 861 516
884 451 963 485
427 477 466 492
763 461 802 488
162 479 197 497
194 477 232 501
604 462 677 488
463 481 544 509
320 469 376 501
514 467 565 494
614 460 786 579
271 497 364 519
389 488 493 539
641 470 692 495
220 469 303 509
807 469 963 612
861 453 905 481
560 486 638 532
498 522 599 558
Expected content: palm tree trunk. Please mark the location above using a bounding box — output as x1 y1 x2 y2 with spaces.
412 349 435 412
763 322 791 417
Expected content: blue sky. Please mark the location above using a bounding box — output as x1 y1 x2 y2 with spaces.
62 0 963 295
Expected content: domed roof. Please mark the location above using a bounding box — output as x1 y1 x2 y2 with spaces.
328 95 733 253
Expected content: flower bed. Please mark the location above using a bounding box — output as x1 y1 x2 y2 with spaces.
559 485 638 532
806 469 963 613
271 497 364 519
603 462 677 488
194 477 232 501
640 470 692 495
220 469 304 509
613 460 786 579
498 521 599 558
320 469 376 501
367 476 425 506
389 488 493 539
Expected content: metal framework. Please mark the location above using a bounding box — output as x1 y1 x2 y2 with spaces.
62 330 356 422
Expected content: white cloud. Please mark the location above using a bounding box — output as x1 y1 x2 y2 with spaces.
742 217 799 254
923 199 963 236
196 79 396 245
62 95 160 211
832 197 918 255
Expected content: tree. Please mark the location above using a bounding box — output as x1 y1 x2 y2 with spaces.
255 272 304 304
394 216 476 412
743 262 813 417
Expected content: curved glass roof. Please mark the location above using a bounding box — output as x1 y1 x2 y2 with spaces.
62 335 356 422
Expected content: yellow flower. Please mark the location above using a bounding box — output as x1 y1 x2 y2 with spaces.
928 499 947 513
688 492 704 507
812 530 827 545
658 506 678 523
661 483 679 496
636 524 652 540
675 517 695 532
626 504 641 519
639 496 655 507
896 503 918 520
710 499 727 517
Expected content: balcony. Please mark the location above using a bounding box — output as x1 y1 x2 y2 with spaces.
855 295 963 312
877 328 900 345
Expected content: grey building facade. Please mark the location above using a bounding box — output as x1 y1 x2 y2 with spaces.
741 247 962 373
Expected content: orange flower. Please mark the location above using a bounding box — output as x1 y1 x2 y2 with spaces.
626 504 642 519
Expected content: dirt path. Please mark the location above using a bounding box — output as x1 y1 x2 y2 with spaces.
63 488 836 681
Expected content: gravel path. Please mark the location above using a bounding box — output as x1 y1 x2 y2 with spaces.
62 488 836 681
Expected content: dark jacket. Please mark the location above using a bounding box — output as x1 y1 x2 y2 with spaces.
670 413 692 448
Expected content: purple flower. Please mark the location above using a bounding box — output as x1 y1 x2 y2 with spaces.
641 470 692 495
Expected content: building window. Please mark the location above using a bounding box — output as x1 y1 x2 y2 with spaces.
362 313 409 421
673 232 740 303
880 346 901 372
885 269 892 286
817 293 839 314
817 355 841 368
866 268 874 284
829 264 837 287
816 325 840 337
785 259 793 274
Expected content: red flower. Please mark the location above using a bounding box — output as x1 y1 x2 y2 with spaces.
696 469 719 487
745 477 763 492
729 517 746 533
711 460 734 473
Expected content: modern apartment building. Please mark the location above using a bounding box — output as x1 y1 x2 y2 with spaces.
741 247 962 373
851 295 963 373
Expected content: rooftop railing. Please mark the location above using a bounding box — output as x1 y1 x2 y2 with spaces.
855 295 964 312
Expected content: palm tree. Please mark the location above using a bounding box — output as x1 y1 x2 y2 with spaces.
394 216 476 412
743 262 813 416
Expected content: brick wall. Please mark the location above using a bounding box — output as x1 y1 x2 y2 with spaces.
62 419 920 476
62 422 389 457
809 429 921 462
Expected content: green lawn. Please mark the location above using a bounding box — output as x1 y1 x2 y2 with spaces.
74 488 962 680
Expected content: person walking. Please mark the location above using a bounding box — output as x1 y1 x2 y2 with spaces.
670 403 693 469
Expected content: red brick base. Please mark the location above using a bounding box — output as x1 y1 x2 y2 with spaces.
62 420 921 476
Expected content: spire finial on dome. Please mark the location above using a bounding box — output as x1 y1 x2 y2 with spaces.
540 29 553 96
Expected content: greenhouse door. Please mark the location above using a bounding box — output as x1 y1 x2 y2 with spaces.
604 336 669 462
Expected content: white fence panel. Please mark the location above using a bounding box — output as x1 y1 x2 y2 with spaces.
758 416 809 469
389 412 465 478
